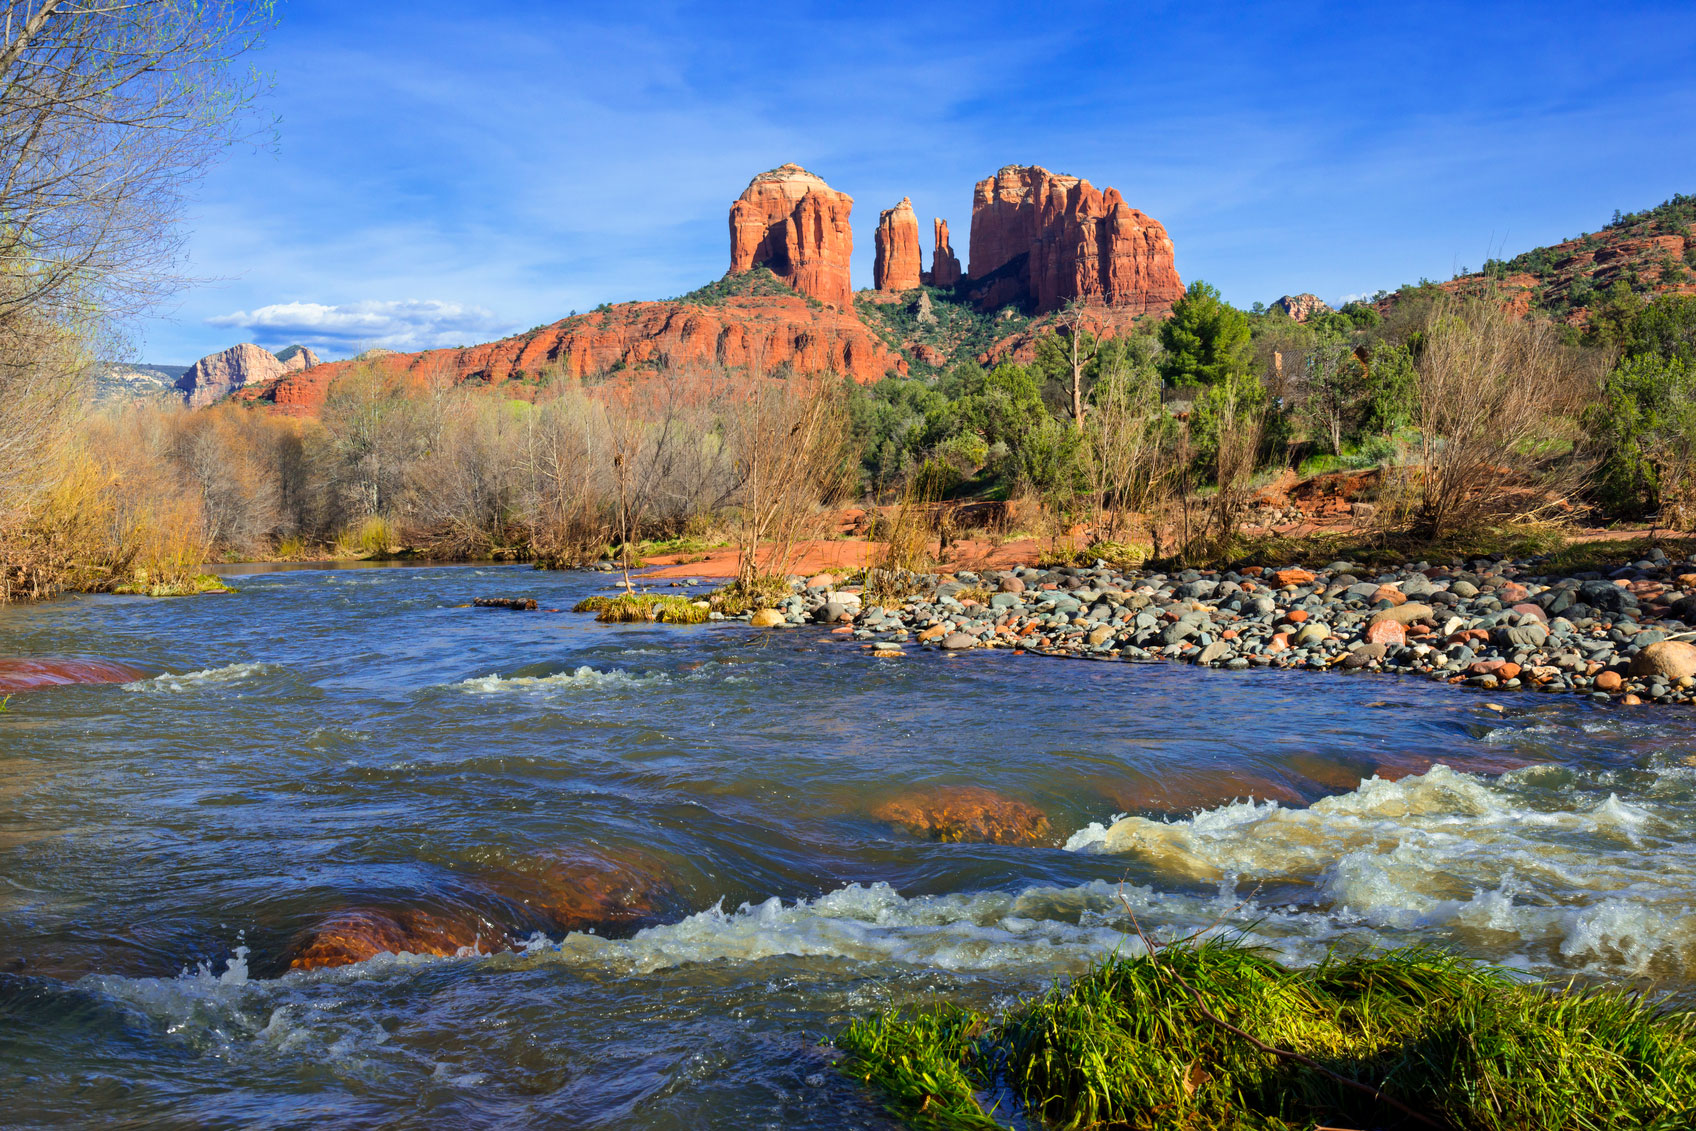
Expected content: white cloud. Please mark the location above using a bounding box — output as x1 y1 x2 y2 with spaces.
206 300 514 359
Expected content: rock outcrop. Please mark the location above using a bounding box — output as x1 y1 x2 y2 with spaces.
929 218 962 288
175 343 287 408
872 197 922 293
245 295 904 415
728 164 855 308
965 164 1182 316
274 344 321 372
1271 294 1332 322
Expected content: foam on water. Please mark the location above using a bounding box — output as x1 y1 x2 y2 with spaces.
123 662 273 693
454 665 668 693
1065 764 1696 977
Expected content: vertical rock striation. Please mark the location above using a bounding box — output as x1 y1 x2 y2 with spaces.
728 163 855 308
873 197 923 292
175 342 287 408
964 164 1182 315
929 217 962 288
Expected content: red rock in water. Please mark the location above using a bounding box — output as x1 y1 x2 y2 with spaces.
245 295 903 415
871 786 1051 845
286 908 504 971
929 217 962 288
872 197 922 293
728 164 855 308
965 164 1182 315
0 657 148 694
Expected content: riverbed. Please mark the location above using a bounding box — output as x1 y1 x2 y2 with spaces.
2 562 1693 1127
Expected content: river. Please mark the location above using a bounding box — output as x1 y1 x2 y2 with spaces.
2 562 1693 1127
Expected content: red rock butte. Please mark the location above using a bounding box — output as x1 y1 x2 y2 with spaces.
966 164 1182 315
872 197 922 292
728 164 855 308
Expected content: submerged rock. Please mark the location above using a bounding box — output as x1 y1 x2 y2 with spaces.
0 657 148 694
871 786 1051 846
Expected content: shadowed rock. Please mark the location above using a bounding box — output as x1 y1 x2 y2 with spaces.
872 786 1051 845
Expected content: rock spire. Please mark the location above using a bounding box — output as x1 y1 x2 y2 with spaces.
929 218 962 288
872 197 922 292
728 163 855 308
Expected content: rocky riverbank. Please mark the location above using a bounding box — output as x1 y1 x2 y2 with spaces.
672 548 1696 705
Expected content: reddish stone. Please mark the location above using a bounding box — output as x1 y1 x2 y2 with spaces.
1595 670 1623 692
729 164 854 308
1372 585 1407 606
286 909 501 971
1286 609 1309 623
1221 628 1238 641
964 164 1183 315
871 787 1051 846
1511 602 1547 622
1271 568 1317 587
1623 693 1643 705
1498 582 1529 603
873 197 922 293
0 657 148 694
929 217 962 287
1364 620 1406 646
1267 632 1290 652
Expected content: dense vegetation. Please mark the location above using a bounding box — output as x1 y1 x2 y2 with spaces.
840 937 1696 1130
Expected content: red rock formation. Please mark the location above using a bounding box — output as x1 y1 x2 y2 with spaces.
873 198 923 292
275 344 320 372
930 218 962 288
176 343 287 408
728 164 855 307
244 295 903 416
965 164 1182 316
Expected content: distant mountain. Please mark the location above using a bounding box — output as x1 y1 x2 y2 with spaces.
91 362 189 403
1384 193 1696 326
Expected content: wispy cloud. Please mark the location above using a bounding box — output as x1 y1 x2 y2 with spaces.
206 300 512 358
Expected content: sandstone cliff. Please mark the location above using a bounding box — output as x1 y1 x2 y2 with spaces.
274 344 321 372
175 343 287 408
872 197 922 292
965 164 1182 316
728 164 855 308
930 218 962 288
243 294 904 416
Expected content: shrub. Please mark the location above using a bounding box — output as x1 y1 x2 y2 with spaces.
574 593 709 624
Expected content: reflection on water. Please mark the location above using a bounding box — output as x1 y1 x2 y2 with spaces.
1 562 1694 1127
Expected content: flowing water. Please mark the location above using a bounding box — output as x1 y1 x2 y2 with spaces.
2 562 1695 1127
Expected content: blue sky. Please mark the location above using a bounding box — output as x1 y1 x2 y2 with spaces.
141 0 1696 363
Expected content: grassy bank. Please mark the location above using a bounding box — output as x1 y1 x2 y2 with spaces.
839 937 1696 1130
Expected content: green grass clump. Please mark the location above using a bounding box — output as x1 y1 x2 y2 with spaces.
707 574 791 616
113 572 232 597
572 593 709 624
838 938 1696 1130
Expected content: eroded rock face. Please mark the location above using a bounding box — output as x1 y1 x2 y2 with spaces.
0 657 148 694
1271 294 1332 322
728 164 855 308
175 343 287 408
930 217 962 288
873 197 922 293
247 295 904 415
872 786 1051 845
965 164 1182 315
274 344 321 372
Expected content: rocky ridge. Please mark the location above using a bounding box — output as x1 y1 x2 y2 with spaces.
687 548 1696 707
246 292 904 415
1271 293 1332 322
